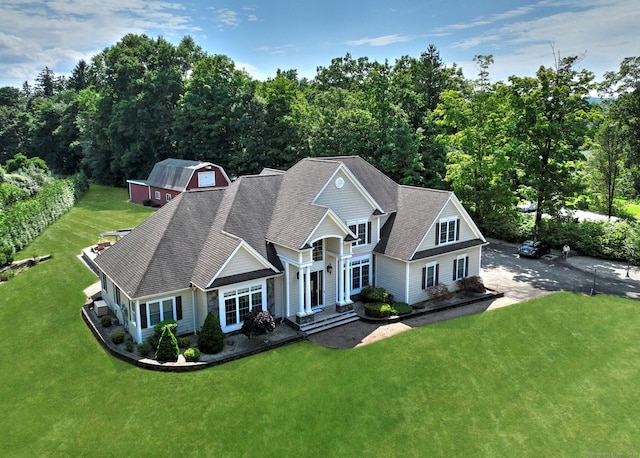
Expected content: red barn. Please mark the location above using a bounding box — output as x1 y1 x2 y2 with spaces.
127 159 231 205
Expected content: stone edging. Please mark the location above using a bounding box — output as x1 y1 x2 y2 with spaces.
80 304 306 372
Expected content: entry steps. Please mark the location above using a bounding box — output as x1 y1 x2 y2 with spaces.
289 309 360 335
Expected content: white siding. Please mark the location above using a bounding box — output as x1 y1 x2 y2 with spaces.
309 216 344 241
136 289 195 343
315 170 374 222
417 200 477 252
219 246 267 277
375 255 408 303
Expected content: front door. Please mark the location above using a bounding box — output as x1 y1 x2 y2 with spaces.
310 270 323 309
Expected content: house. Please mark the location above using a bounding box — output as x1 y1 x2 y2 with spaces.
95 156 487 344
127 158 231 205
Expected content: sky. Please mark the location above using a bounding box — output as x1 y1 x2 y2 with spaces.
1 0 639 89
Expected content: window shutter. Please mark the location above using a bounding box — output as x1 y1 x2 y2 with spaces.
422 267 426 290
176 296 183 320
435 223 440 245
140 303 147 329
452 259 457 281
465 256 469 278
367 221 372 244
435 264 439 285
456 219 461 241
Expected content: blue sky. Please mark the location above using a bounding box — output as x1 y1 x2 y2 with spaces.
0 0 638 88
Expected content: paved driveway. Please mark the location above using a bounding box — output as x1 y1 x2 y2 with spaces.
482 239 640 305
309 239 640 349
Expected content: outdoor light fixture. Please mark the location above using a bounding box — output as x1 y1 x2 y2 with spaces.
326 263 333 275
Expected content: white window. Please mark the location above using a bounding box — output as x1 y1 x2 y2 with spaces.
131 301 137 325
100 273 107 293
222 284 264 329
142 297 182 329
453 255 468 281
438 218 459 245
312 240 323 262
198 171 216 187
424 262 438 289
351 257 370 293
113 286 121 306
166 193 171 201
348 220 371 247
154 190 161 200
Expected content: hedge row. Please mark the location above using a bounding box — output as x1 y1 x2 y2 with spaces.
0 173 89 265
488 214 640 264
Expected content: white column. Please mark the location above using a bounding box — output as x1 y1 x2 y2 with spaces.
345 257 352 304
284 262 290 317
297 266 305 316
304 265 312 314
337 257 345 305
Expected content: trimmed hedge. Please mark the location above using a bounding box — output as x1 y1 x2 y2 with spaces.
0 172 89 265
364 302 393 318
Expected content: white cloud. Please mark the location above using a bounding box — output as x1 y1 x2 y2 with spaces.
346 34 412 47
0 0 197 86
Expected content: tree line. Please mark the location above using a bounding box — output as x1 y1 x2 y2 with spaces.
1 33 639 239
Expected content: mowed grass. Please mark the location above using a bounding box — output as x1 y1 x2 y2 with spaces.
2 186 640 456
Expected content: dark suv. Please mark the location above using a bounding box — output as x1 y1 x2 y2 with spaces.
518 240 551 258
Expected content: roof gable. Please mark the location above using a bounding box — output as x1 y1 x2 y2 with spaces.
146 158 227 191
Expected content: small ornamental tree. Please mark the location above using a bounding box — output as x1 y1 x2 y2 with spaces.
241 309 276 338
198 313 224 354
155 325 179 362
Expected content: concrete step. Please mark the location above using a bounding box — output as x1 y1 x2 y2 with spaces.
303 315 360 335
299 311 359 335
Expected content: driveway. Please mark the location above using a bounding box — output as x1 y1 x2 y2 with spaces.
308 239 640 349
483 238 640 304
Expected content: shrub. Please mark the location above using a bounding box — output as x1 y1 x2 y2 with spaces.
155 326 179 362
137 341 152 357
428 284 453 302
241 309 276 338
154 319 177 338
184 347 201 362
177 336 191 348
198 313 225 354
411 302 426 310
364 302 393 318
124 339 135 352
110 330 125 344
391 302 413 316
360 285 394 304
456 276 486 295
100 315 112 327
0 268 16 282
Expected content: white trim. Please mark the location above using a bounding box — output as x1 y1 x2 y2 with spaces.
218 279 266 333
206 241 279 289
302 208 352 249
313 163 384 214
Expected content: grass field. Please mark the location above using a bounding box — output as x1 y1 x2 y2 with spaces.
1 186 640 456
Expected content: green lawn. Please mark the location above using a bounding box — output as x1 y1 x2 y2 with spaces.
2 186 640 456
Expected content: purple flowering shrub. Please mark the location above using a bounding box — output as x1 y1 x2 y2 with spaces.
241 309 276 338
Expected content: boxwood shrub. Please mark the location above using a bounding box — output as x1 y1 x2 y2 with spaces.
184 347 201 362
391 302 413 316
360 285 394 304
110 330 125 344
364 302 393 318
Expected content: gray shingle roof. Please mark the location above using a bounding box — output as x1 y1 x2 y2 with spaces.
97 156 473 299
374 185 452 261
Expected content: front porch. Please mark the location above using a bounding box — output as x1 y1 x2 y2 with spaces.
285 303 360 335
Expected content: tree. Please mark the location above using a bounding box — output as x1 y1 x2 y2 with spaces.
601 56 640 195
155 325 179 362
197 313 224 354
589 119 629 217
436 56 515 233
509 54 596 238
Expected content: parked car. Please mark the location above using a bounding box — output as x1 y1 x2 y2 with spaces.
517 201 537 213
518 240 551 258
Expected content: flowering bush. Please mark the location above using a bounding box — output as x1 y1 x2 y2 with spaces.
241 309 276 338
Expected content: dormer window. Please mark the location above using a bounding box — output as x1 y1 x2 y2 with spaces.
436 218 459 245
348 220 372 246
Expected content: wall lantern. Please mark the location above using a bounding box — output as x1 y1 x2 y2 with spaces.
326 263 333 275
